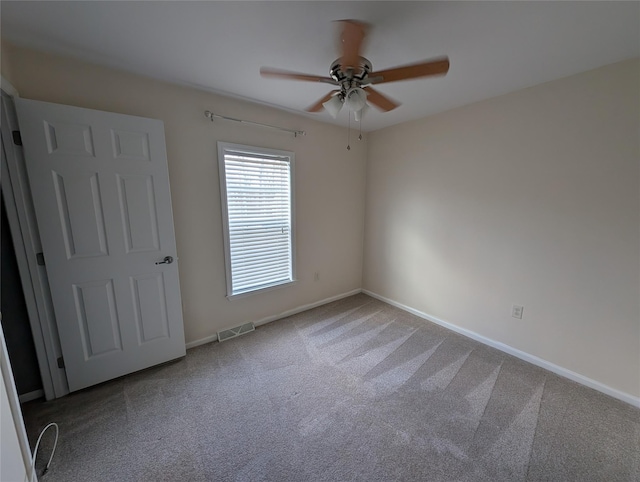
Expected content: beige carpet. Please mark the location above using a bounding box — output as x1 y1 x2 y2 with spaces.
23 294 639 481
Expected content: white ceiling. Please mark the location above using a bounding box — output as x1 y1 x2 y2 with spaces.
2 1 639 131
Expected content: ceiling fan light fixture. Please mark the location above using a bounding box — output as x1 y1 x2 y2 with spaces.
354 103 369 122
323 94 344 118
346 87 367 112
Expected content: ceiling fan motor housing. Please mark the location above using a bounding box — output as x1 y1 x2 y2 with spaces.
330 57 373 94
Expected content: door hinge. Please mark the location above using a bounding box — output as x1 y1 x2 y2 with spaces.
12 130 22 146
36 252 46 266
57 356 65 369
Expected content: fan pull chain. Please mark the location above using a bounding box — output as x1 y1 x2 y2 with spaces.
358 116 363 141
347 113 351 150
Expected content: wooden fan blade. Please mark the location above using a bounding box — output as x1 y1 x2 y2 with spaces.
364 86 400 112
337 20 368 69
260 67 337 85
369 57 450 84
306 91 340 112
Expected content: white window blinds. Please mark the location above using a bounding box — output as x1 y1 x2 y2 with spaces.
218 143 295 297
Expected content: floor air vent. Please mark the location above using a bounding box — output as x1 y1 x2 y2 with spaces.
217 322 255 342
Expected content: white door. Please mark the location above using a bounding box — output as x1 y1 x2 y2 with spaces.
15 98 186 392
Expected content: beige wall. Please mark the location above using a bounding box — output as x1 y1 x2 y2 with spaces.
364 59 640 397
1 42 366 344
1 44 16 87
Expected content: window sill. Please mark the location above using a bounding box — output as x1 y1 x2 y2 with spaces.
226 279 297 300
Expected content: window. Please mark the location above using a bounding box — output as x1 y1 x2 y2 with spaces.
218 142 295 297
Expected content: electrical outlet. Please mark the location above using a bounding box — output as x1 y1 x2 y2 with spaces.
511 304 524 319
314 271 320 282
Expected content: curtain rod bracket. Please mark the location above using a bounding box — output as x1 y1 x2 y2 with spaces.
204 110 305 137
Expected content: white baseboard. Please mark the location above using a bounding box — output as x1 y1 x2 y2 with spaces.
185 333 219 349
18 389 44 404
363 289 640 408
185 288 363 350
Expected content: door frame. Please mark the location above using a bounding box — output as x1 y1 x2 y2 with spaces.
1 77 69 400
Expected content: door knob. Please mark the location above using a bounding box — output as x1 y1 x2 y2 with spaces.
156 256 174 265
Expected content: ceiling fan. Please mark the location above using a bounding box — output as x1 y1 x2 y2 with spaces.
260 20 450 120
